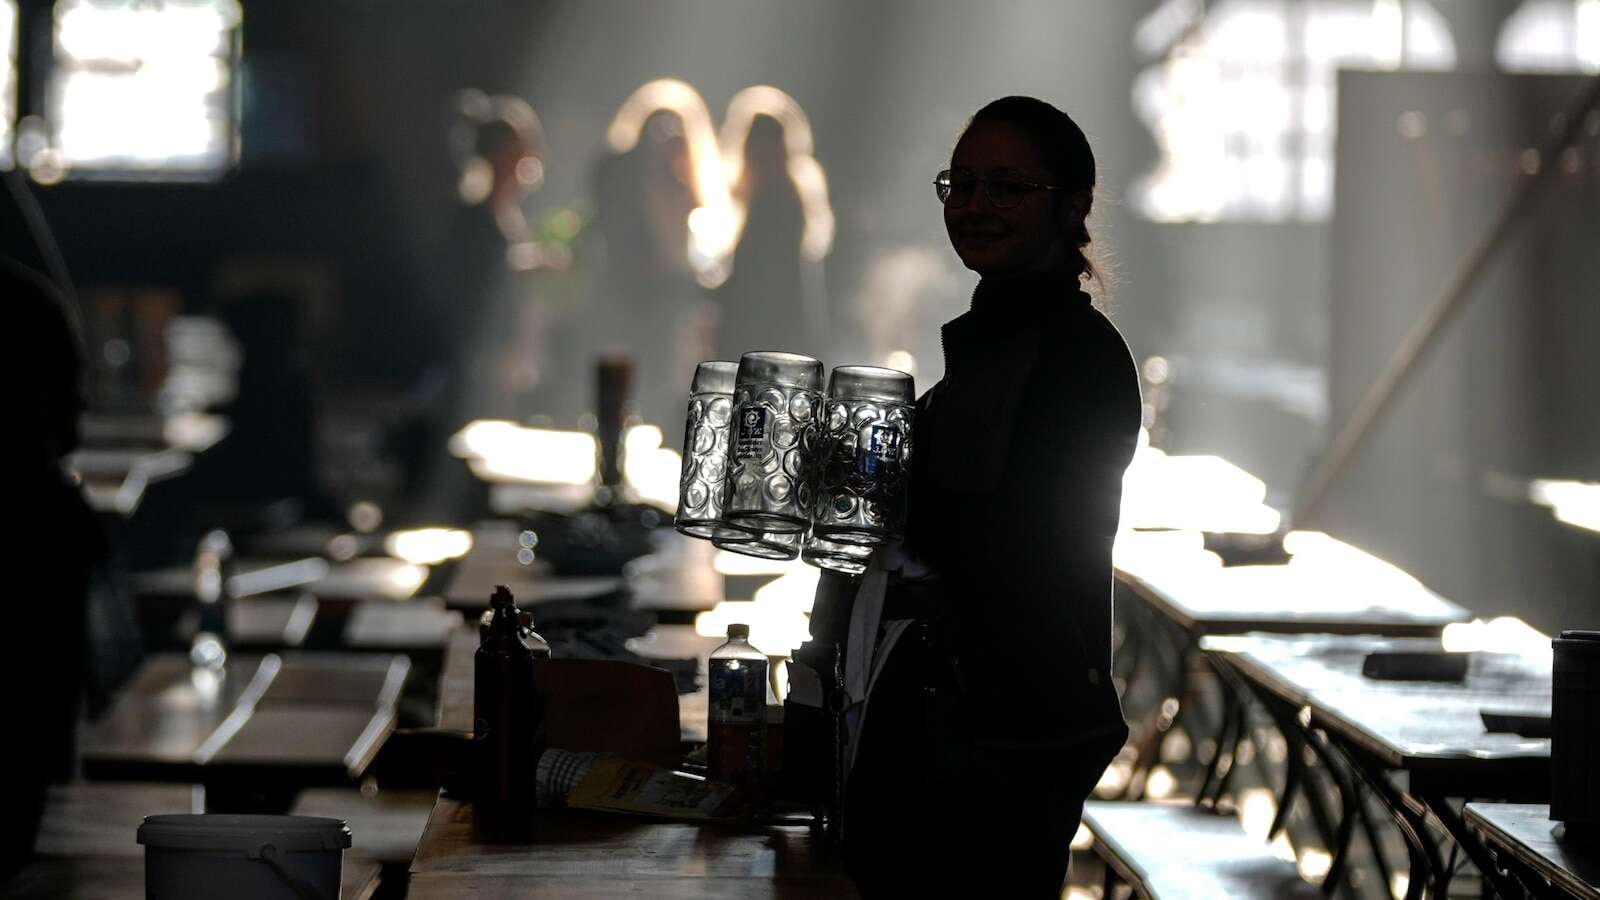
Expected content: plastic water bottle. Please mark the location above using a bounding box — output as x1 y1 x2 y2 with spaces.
708 624 768 785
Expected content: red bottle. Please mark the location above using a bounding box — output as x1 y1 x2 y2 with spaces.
474 585 541 841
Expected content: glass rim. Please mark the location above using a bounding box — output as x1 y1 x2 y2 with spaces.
713 533 800 560
811 524 889 546
722 511 809 535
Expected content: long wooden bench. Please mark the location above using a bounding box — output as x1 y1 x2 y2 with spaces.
1082 800 1323 899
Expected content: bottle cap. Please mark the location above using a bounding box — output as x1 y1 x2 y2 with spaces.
491 585 515 608
727 623 750 640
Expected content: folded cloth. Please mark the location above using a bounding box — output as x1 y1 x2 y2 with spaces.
535 747 601 807
838 542 938 788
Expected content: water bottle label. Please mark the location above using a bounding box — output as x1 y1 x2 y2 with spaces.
735 407 768 460
709 658 767 724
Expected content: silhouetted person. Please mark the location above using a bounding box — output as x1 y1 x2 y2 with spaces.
124 289 336 565
718 115 822 361
844 97 1140 897
0 251 98 881
588 111 714 444
401 92 547 523
202 290 332 514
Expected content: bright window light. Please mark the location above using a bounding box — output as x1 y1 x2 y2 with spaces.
1529 478 1600 531
0 1 13 169
1132 0 1456 222
1497 0 1600 73
450 420 598 486
47 0 240 179
1119 430 1283 533
385 528 473 566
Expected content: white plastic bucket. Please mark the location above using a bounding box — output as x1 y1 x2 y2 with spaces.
137 814 352 900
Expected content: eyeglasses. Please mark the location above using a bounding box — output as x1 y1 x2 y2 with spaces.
934 169 1060 209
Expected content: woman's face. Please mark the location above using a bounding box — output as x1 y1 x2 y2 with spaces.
943 121 1065 277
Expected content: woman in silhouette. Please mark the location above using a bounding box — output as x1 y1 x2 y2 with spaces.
844 96 1141 897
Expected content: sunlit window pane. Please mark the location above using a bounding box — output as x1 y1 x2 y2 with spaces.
1132 0 1456 223
48 0 240 179
1497 0 1600 73
1 1 15 169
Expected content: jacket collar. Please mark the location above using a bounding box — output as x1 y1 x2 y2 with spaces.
940 272 1090 372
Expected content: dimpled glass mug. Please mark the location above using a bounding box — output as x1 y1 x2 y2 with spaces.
719 352 826 542
800 532 875 575
713 526 802 561
675 361 744 540
808 365 914 547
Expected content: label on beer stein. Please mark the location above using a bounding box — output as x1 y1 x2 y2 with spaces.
735 407 769 461
860 423 902 476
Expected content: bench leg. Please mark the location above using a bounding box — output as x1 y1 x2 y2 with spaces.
1102 860 1121 900
1204 658 1263 810
1196 678 1242 808
1420 794 1526 900
1335 744 1439 900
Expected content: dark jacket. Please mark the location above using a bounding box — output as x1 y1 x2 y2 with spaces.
903 271 1141 746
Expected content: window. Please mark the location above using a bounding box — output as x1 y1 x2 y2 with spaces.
1 1 15 169
47 0 240 180
1497 0 1600 73
1132 0 1456 222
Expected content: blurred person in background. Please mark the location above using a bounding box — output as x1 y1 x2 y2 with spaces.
1 175 99 880
398 91 549 523
588 110 716 446
844 96 1140 897
717 114 825 362
124 289 336 566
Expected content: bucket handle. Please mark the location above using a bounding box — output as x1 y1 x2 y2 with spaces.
248 843 332 900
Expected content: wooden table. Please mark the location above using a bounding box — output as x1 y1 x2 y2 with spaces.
69 446 194 516
227 595 458 654
1208 634 1551 797
1114 539 1472 638
624 531 724 615
1204 633 1552 899
444 523 624 613
131 556 427 603
79 411 228 453
1466 803 1600 900
415 625 855 898
1110 533 1474 815
70 412 228 516
447 522 735 618
408 798 853 898
81 652 409 810
437 627 709 744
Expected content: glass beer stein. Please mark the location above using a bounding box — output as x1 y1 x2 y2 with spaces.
720 352 825 538
809 366 914 547
801 532 875 575
713 526 801 561
675 361 741 540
